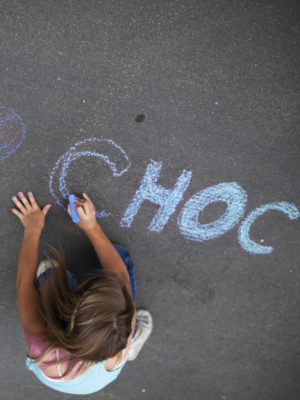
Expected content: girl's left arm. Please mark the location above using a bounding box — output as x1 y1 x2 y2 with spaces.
17 229 42 290
12 192 52 334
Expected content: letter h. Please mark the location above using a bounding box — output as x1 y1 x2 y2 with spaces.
120 160 192 232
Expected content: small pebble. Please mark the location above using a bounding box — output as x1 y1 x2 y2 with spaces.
135 114 145 123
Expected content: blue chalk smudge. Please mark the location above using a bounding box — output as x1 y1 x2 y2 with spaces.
177 182 247 242
238 202 300 254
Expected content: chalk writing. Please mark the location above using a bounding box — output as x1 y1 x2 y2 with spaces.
120 160 192 231
49 137 299 255
177 182 247 242
49 138 131 217
238 202 300 254
0 106 26 160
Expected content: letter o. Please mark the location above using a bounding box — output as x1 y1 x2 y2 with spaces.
177 182 247 242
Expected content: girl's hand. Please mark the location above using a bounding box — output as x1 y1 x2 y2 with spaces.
67 193 98 232
11 192 52 232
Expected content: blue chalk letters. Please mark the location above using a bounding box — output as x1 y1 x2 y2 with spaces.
120 160 192 231
177 182 247 242
49 138 131 218
238 202 300 254
49 137 299 255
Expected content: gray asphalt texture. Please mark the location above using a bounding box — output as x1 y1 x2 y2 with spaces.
1 1 300 399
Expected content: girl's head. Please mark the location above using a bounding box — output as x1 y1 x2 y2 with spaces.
65 269 135 360
32 250 135 378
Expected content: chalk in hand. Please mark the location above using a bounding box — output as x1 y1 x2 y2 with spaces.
68 194 80 223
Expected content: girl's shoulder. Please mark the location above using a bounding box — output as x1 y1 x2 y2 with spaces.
104 346 128 371
25 334 93 380
38 347 94 380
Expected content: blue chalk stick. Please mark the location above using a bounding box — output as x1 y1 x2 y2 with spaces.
68 194 80 223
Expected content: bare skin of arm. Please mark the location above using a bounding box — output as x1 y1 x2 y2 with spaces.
11 192 52 336
12 192 52 291
69 193 137 370
84 224 131 290
12 191 135 374
68 193 133 297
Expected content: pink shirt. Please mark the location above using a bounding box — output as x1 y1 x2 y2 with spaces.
23 322 82 380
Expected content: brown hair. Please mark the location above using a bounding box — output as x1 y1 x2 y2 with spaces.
30 249 135 379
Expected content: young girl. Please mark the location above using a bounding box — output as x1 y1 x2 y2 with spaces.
12 191 153 395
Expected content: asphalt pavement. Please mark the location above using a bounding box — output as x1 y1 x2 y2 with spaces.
0 1 299 399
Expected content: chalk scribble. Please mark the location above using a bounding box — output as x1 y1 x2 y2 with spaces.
0 106 26 161
49 138 131 217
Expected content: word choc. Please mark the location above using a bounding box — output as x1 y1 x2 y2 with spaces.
49 138 299 255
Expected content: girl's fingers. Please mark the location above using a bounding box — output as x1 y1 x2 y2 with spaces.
11 207 23 219
75 199 91 212
74 200 86 212
28 192 39 209
73 195 95 217
75 205 85 219
83 193 95 211
76 199 94 215
83 192 93 206
17 192 31 210
12 196 26 213
75 199 85 205
81 201 92 215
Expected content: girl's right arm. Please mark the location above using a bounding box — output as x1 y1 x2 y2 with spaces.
67 193 131 290
69 194 138 370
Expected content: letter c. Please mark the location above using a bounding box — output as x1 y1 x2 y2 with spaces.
238 202 300 254
49 138 131 218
